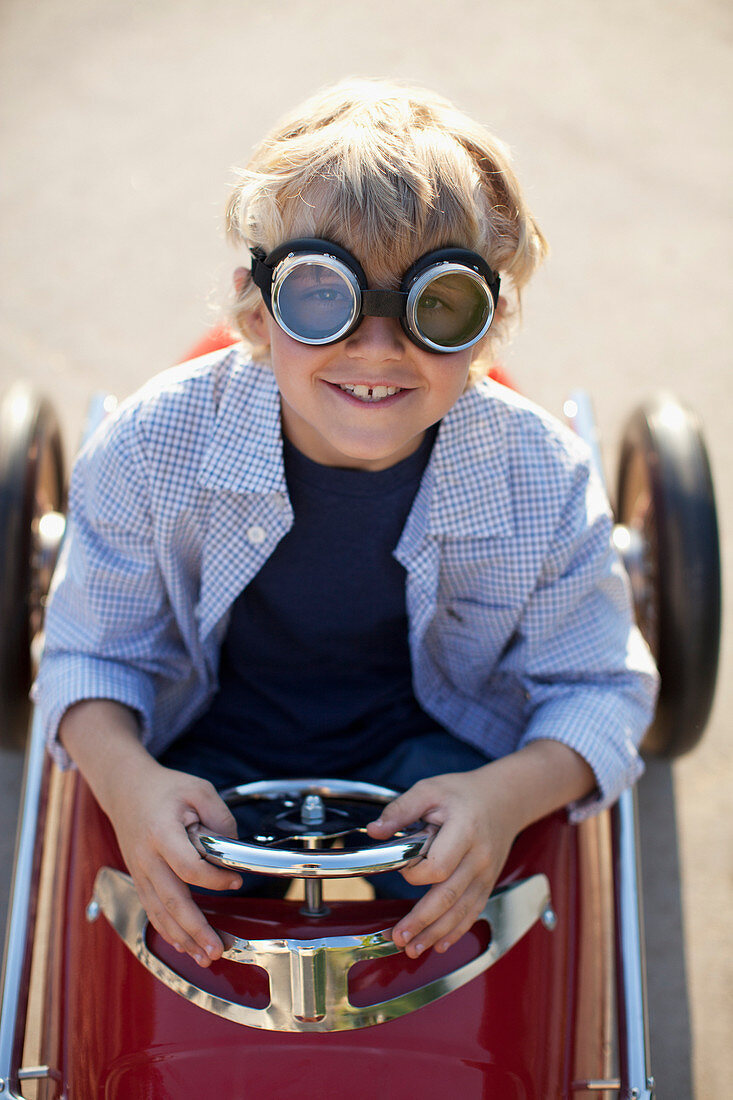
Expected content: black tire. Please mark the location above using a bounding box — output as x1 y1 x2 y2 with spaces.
0 384 65 750
616 394 721 757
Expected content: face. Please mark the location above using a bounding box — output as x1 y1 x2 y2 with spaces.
247 302 475 471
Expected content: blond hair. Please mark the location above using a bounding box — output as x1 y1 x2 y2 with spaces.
225 78 548 381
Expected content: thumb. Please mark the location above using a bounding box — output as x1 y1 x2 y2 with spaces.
186 782 239 840
366 784 433 839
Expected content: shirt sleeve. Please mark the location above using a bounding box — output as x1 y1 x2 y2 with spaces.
32 406 190 768
512 455 659 821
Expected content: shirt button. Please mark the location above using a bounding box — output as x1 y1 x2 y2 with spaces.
246 525 266 545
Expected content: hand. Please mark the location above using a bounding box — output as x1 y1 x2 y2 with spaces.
105 760 243 968
366 766 517 960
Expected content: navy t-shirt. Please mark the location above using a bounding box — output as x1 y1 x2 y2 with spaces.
181 427 444 775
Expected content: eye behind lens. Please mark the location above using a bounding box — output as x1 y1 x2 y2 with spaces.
408 265 494 351
272 254 361 344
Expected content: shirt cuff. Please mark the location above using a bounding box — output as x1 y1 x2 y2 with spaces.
517 690 646 822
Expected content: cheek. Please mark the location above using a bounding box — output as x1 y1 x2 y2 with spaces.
269 335 326 397
437 355 473 399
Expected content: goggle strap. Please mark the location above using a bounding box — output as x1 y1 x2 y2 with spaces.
249 248 272 296
361 289 406 318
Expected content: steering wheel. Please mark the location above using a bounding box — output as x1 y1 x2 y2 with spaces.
187 778 433 915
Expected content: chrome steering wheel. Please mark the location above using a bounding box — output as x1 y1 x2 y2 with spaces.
187 778 433 916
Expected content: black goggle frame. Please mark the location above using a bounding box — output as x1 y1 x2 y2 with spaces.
249 238 501 355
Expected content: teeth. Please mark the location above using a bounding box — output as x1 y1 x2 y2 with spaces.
338 384 402 402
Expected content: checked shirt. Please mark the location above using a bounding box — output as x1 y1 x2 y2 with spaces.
34 345 658 821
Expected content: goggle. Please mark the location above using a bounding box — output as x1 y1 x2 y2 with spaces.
249 238 501 355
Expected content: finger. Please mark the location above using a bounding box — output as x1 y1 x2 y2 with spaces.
391 864 476 953
400 814 469 886
434 900 489 954
183 821 246 891
139 886 210 964
138 862 225 965
164 825 243 893
412 886 489 956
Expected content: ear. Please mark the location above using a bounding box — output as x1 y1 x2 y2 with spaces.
233 266 250 296
233 266 271 345
246 302 271 344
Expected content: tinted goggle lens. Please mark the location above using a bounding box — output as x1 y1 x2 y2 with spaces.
411 270 492 350
274 260 358 343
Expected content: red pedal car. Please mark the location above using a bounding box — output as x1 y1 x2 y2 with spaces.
0 345 721 1099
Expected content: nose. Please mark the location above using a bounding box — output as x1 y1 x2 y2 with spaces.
344 315 405 360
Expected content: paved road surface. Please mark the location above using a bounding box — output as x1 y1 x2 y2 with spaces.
1 2 731 1096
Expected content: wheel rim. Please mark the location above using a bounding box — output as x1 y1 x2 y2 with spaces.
28 435 65 649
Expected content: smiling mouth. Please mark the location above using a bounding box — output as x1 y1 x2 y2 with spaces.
337 383 403 403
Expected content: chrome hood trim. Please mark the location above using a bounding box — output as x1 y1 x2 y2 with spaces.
91 868 551 1033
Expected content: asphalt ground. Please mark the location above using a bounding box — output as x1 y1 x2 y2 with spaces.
1 2 731 1096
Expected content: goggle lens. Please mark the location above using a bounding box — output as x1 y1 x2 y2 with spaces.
413 271 492 349
275 261 357 342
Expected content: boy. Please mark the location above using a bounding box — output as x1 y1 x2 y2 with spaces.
35 79 658 970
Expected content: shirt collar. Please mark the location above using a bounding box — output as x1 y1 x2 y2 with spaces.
197 349 288 496
424 381 515 539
